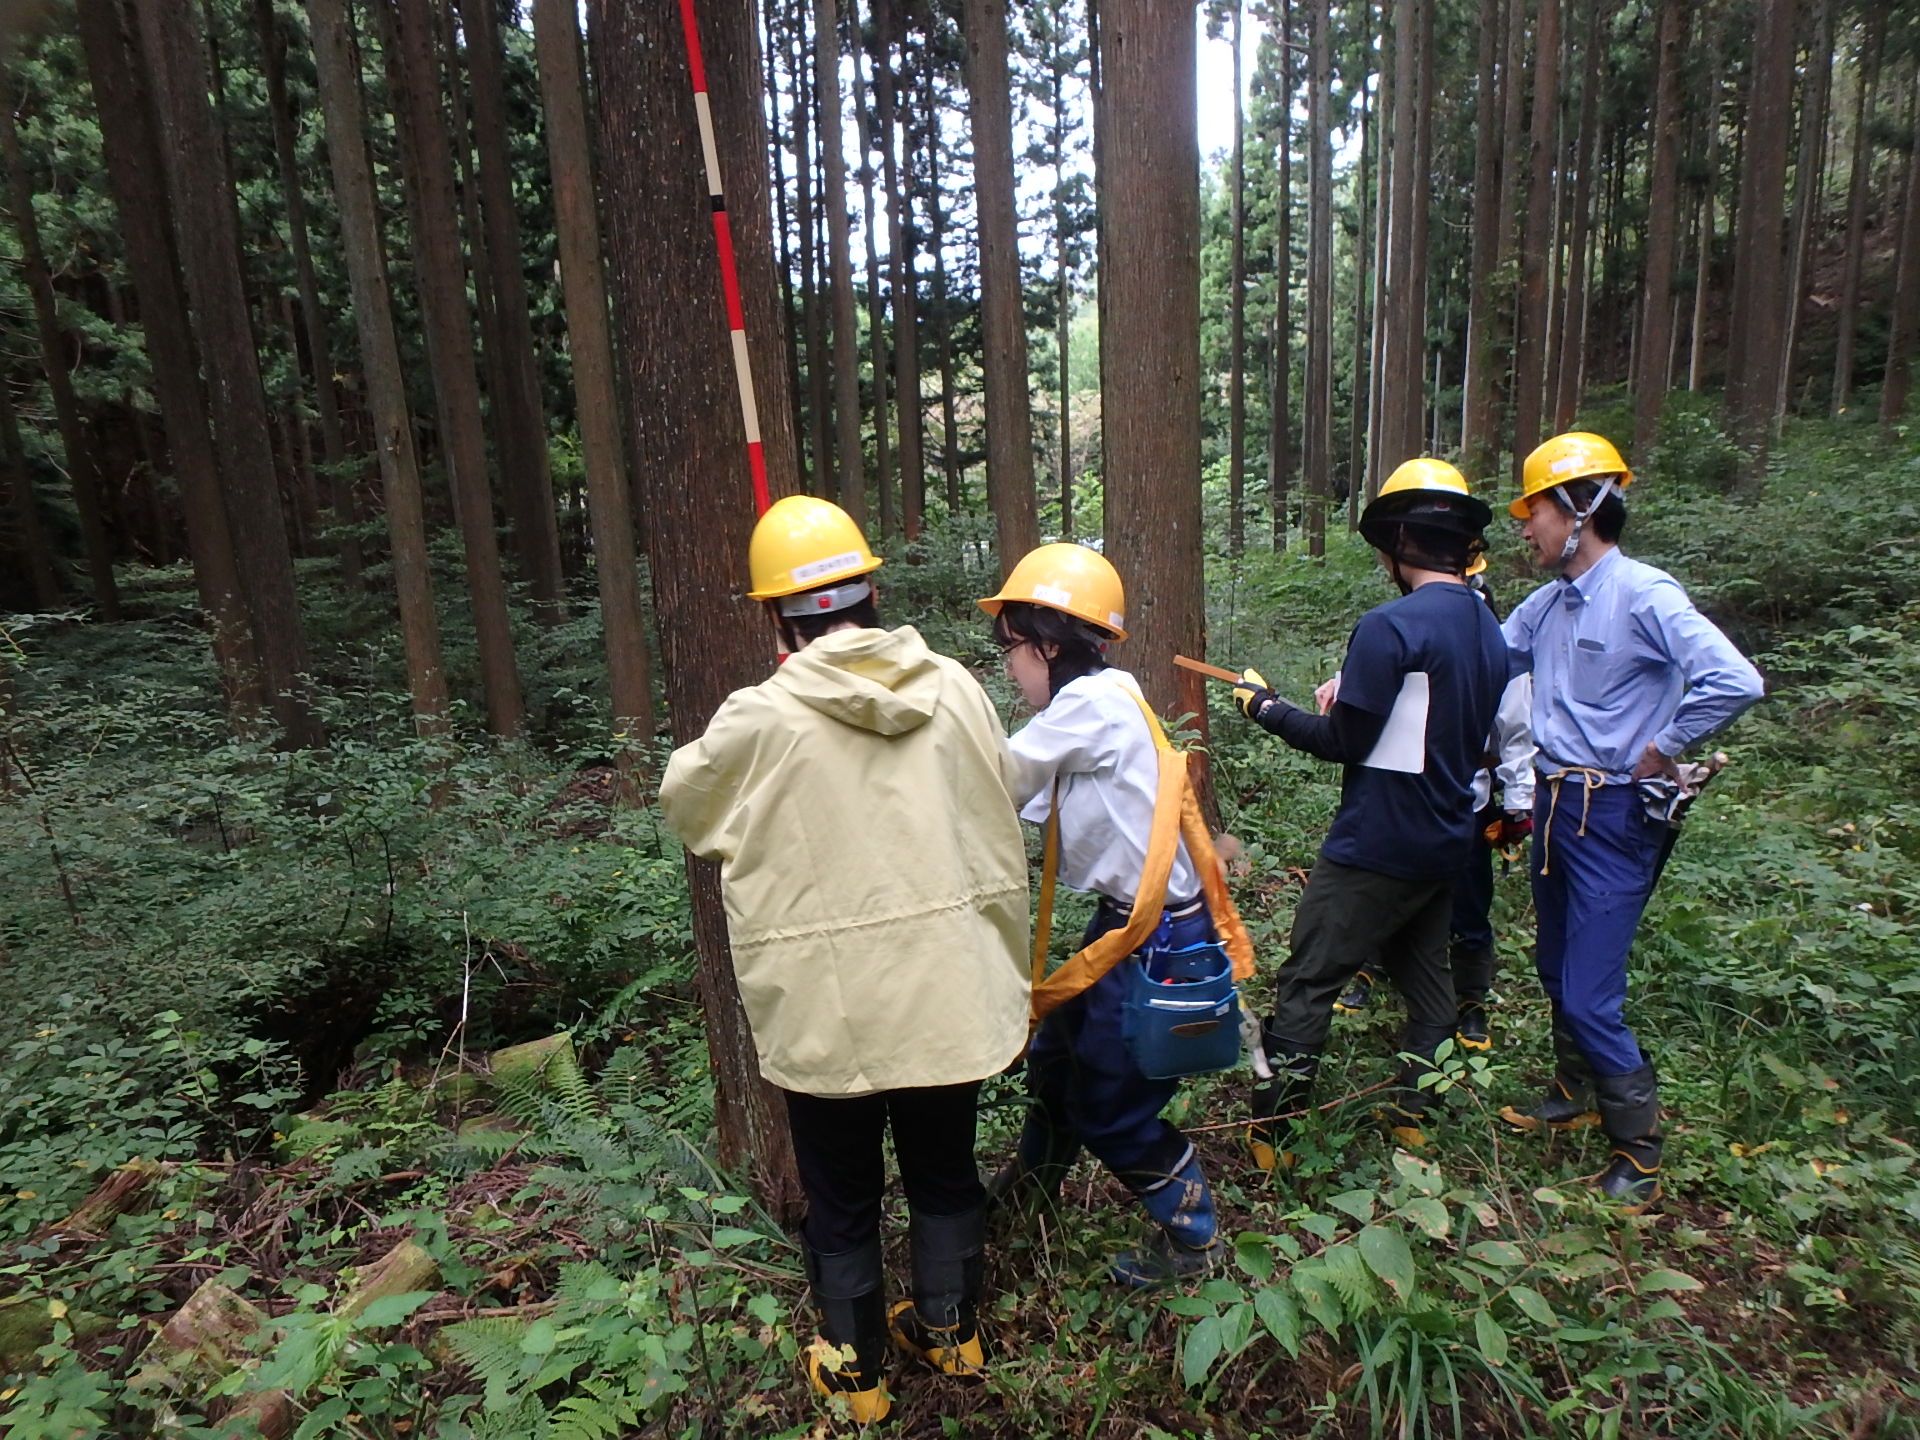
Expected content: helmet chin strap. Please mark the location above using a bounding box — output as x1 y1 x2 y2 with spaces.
1553 477 1616 568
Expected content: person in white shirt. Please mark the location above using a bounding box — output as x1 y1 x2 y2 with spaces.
978 543 1223 1286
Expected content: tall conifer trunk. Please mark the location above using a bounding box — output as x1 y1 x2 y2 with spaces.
1633 0 1686 454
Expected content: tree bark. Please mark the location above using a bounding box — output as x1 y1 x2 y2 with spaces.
308 0 449 732
1551 0 1601 434
1688 37 1723 392
1881 75 1920 424
848 0 894 535
383 0 524 735
791 14 829 492
587 0 804 1223
924 93 964 519
132 1 324 747
1096 0 1206 750
1304 0 1332 557
0 77 119 620
1378 0 1422 481
254 0 360 590
815 0 865 521
1460 0 1503 477
1831 14 1881 415
455 0 566 611
964 0 1040 573
1225 0 1246 558
873 0 924 540
530 0 653 772
1510 0 1559 487
77 0 258 709
1632 0 1686 456
0 375 59 608
1347 31 1372 515
1270 0 1293 548
1778 0 1833 421
1365 0 1391 495
1724 0 1797 473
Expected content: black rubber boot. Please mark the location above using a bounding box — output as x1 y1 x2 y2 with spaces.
1451 944 1497 1051
1382 1020 1455 1149
1593 1063 1663 1213
1499 1018 1601 1132
888 1207 986 1377
1334 970 1375 1014
1248 1023 1320 1173
985 1108 1081 1211
804 1236 891 1424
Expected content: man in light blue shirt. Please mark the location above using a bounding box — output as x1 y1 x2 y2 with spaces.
1499 431 1763 1211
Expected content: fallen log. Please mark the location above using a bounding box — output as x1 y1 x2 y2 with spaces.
34 1157 171 1242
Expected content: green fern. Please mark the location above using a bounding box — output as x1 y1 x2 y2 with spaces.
545 1376 646 1440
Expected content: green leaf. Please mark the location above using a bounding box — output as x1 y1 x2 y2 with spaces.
1290 1261 1344 1332
747 1292 781 1327
1390 1150 1444 1195
1160 1295 1214 1318
1638 1267 1704 1293
1234 1232 1275 1282
1474 1309 1509 1367
352 1289 437 1330
1466 1240 1526 1267
520 1317 558 1356
1396 1197 1450 1239
1253 1285 1302 1356
1182 1313 1224 1389
708 1227 762 1249
1507 1284 1557 1328
1328 1189 1377 1224
1356 1226 1417 1301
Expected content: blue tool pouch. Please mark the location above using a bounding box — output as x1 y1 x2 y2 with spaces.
1121 940 1242 1080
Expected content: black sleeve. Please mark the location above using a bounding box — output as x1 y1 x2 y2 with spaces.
1253 696 1390 765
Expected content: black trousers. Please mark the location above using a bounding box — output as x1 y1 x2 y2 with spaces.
1267 857 1454 1057
785 1081 986 1254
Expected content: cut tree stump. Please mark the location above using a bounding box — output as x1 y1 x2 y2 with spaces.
483 1031 582 1094
35 1157 171 1241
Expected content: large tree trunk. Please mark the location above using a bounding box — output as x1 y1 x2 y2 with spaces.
587 0 804 1224
963 0 1040 574
308 0 450 733
456 0 565 611
383 0 525 736
1097 0 1206 758
77 0 257 711
530 0 652 771
1225 0 1246 558
1724 0 1797 474
1551 0 1601 434
791 15 829 492
1364 0 1390 495
848 0 894 536
253 0 360 591
1632 0 1686 455
815 0 865 521
1347 33 1372 515
873 0 924 540
1378 0 1423 482
924 98 964 520
0 78 119 621
1831 15 1880 415
1303 0 1332 557
1510 0 1559 486
1269 0 1293 548
1460 0 1503 478
1688 38 1724 392
132 2 324 747
0 375 60 609
1778 0 1833 421
1881 75 1920 425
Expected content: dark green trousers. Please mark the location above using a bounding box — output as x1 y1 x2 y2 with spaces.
1267 857 1455 1064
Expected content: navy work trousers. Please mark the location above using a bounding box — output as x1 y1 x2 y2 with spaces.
1022 902 1215 1178
1530 780 1663 1077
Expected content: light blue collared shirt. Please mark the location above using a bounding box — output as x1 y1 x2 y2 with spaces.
1502 547 1764 784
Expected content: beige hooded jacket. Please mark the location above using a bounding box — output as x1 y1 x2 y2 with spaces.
657 626 1031 1096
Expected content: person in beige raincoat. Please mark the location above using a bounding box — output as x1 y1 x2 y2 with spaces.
658 496 1029 1423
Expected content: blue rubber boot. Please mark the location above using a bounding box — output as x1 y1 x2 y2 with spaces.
1111 1145 1222 1287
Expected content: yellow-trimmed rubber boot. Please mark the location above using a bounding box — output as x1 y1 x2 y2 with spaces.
1248 1032 1319 1175
886 1207 986 1378
1500 1020 1600 1131
1593 1063 1663 1214
804 1237 892 1424
1334 970 1375 1014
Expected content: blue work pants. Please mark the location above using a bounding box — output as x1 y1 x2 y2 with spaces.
1023 902 1215 1178
1530 781 1663 1077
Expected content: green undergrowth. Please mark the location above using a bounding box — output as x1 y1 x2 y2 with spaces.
4 411 1920 1435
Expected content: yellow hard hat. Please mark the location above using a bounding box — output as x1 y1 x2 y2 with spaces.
746 495 882 600
978 543 1128 639
1361 457 1492 544
1511 432 1634 519
1466 554 1488 577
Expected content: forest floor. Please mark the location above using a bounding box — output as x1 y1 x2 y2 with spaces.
4 401 1920 1438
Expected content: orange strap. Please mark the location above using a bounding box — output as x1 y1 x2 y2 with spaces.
1027 686 1255 1026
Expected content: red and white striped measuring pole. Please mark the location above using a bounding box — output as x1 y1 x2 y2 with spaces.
675 0 771 517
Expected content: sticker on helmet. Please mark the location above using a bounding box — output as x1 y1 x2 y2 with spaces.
1550 455 1585 475
791 550 864 583
1031 583 1073 606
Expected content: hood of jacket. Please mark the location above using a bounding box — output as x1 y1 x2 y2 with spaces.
770 625 946 735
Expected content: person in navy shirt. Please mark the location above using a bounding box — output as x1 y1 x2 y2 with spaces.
1232 459 1509 1166
1499 432 1764 1210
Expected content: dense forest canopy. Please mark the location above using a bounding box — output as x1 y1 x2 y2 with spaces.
1 0 1918 1435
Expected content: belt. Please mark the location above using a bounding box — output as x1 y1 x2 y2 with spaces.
1097 893 1204 920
